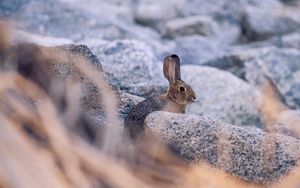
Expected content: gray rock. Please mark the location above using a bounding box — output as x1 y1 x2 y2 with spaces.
180 0 289 43
134 0 184 32
201 47 275 79
90 39 167 97
279 0 300 5
242 6 300 41
0 0 29 16
11 29 74 46
61 44 103 70
201 54 247 79
228 31 300 51
88 91 144 126
45 44 104 106
164 15 241 44
214 18 241 44
43 44 146 127
164 15 218 39
171 36 231 65
181 65 261 126
5 0 163 44
180 0 282 20
118 92 144 121
270 32 300 49
245 48 300 109
5 1 122 40
145 112 300 183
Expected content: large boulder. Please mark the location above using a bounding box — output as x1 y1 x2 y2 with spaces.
164 15 241 44
181 65 261 126
257 32 300 50
11 29 73 46
43 44 107 111
87 91 144 125
0 0 29 16
134 0 281 31
194 47 300 111
4 0 162 44
89 39 167 97
245 48 300 109
164 15 218 39
200 47 274 79
118 92 144 121
42 44 151 127
242 6 300 41
272 32 300 50
180 0 282 20
145 112 300 184
134 0 184 32
188 45 300 113
4 0 126 40
170 36 231 65
40 44 142 126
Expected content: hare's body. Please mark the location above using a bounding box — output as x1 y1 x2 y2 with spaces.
124 95 187 140
124 55 196 140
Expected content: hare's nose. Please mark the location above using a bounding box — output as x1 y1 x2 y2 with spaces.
191 96 196 102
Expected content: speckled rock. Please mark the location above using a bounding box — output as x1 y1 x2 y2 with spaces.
164 15 218 38
180 0 282 20
145 112 300 183
164 15 241 44
4 0 127 40
4 0 163 44
263 32 300 50
37 44 120 127
118 92 144 121
201 47 275 79
181 65 261 126
88 91 144 126
275 32 300 49
11 29 74 46
0 0 29 16
43 44 147 127
245 48 300 109
61 44 103 70
134 0 184 32
242 6 300 41
171 36 231 65
44 44 106 107
90 39 167 97
214 19 241 44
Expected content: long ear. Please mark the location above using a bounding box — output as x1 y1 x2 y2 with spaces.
163 54 181 83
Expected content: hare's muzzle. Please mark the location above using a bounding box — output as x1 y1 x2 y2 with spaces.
189 96 197 102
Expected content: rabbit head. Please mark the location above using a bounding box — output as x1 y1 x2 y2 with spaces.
163 54 196 105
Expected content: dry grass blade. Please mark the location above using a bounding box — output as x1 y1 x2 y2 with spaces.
257 76 300 139
74 59 122 153
0 114 69 188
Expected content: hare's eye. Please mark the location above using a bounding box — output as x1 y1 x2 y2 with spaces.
179 86 186 92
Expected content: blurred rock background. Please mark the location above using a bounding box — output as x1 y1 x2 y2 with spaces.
1 0 300 127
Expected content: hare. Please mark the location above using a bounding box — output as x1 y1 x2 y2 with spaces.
124 54 196 140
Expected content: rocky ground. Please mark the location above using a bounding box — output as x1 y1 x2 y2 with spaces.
2 0 300 184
